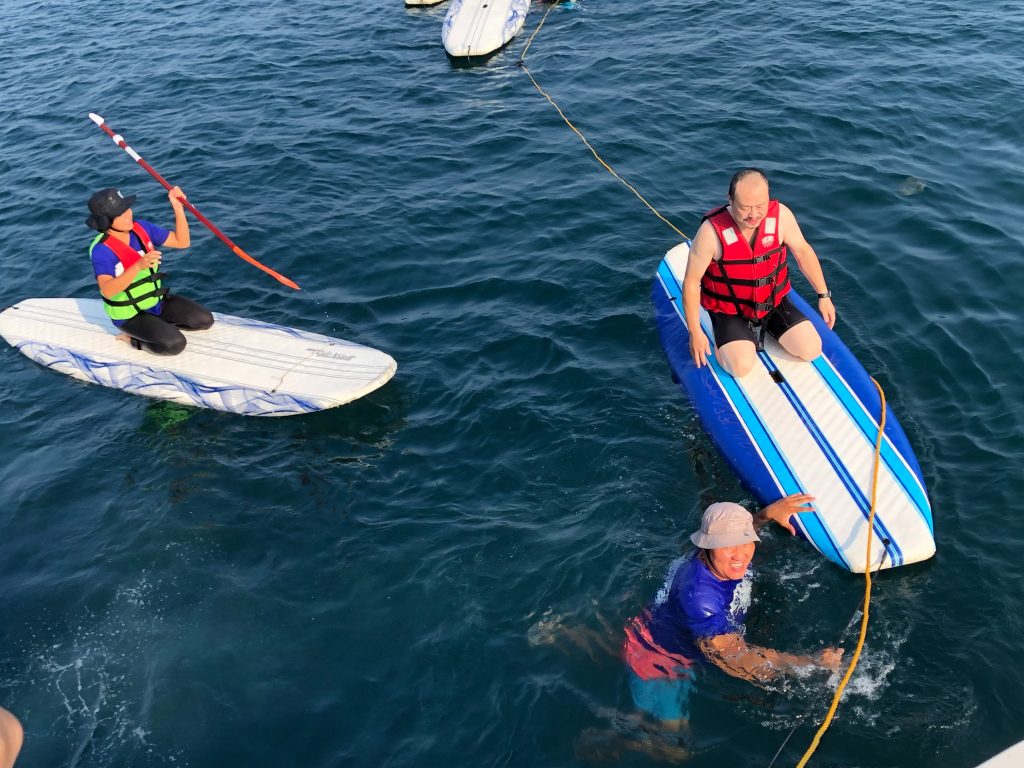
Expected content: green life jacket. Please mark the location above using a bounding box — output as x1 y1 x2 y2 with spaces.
89 222 168 321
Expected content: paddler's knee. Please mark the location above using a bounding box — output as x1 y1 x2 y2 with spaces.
193 307 214 331
158 334 187 356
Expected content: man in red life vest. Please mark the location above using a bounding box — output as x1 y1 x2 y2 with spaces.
682 168 835 378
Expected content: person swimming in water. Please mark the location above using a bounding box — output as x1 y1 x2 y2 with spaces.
578 494 843 761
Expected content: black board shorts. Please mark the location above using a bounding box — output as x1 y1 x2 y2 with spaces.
708 293 811 347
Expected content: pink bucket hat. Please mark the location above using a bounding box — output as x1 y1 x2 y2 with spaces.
690 502 760 549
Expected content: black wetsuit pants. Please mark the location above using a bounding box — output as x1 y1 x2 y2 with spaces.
120 294 214 356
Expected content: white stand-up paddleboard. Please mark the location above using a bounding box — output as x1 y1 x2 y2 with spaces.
0 299 397 417
653 244 935 572
406 0 447 7
974 741 1024 767
442 0 529 57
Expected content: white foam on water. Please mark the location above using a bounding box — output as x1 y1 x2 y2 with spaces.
8 573 186 767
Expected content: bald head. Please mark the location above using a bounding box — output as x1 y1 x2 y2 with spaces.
728 168 769 199
727 169 770 230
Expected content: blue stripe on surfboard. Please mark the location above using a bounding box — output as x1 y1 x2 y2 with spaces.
691 331 851 569
811 357 934 534
705 334 852 569
757 351 904 567
784 290 929 493
657 257 850 569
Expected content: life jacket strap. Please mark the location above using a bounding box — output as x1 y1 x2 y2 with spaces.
101 270 168 309
102 286 169 308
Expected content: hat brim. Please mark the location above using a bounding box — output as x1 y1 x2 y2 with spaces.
690 530 761 549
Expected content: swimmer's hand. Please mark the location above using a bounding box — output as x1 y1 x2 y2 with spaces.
816 647 844 670
689 329 712 367
760 493 815 535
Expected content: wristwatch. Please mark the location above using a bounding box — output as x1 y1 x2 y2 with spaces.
817 291 832 300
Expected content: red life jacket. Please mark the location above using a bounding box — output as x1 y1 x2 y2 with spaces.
100 222 156 270
699 200 790 321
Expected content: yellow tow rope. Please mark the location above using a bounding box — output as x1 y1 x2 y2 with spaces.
518 2 690 241
794 377 887 767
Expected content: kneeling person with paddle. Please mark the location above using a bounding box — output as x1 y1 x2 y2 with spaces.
86 186 213 355
683 168 835 378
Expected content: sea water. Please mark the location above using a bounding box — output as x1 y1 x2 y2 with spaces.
1 0 1023 765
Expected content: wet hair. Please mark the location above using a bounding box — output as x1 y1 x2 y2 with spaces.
728 168 769 199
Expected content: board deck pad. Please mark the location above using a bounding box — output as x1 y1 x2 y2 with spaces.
442 0 529 57
653 243 934 572
0 298 397 417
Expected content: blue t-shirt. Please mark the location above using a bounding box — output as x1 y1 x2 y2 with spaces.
645 553 748 661
90 220 169 325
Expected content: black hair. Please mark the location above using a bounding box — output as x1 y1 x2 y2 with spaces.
85 214 112 232
728 167 769 199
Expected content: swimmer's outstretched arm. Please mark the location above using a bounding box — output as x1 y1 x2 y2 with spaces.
698 633 843 684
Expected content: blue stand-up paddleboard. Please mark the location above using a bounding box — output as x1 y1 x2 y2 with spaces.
653 244 934 572
0 299 397 417
442 0 529 58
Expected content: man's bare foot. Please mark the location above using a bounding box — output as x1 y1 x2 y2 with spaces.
115 332 131 344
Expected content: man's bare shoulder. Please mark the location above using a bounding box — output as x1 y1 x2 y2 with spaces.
690 219 721 262
777 203 801 243
778 202 799 222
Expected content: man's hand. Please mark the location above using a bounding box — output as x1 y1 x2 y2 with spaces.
818 296 836 329
689 330 712 367
761 493 815 535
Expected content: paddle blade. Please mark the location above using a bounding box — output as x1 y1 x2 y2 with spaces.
231 246 300 290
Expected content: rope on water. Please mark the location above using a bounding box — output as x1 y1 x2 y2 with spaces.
517 3 690 241
790 377 888 768
767 543 890 768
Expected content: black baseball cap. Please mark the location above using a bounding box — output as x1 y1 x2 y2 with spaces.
85 188 136 231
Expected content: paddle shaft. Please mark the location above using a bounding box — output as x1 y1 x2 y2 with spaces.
88 113 300 290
